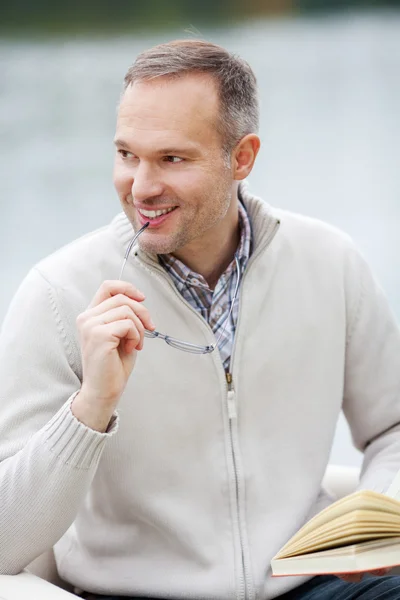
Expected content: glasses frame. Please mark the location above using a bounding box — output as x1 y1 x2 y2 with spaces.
119 223 242 354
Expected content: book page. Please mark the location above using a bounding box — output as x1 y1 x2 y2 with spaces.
283 529 400 558
271 538 400 577
296 510 400 550
277 491 400 557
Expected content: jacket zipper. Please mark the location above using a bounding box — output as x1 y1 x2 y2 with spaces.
226 372 247 600
136 218 281 600
224 218 281 600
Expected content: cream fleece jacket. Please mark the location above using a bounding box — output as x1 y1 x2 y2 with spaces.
1 188 400 600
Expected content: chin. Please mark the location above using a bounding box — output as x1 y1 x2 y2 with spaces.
139 236 178 256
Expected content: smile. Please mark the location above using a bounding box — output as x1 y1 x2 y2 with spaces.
138 207 176 220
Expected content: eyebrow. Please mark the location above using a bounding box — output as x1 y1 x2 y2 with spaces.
114 139 131 150
113 139 200 157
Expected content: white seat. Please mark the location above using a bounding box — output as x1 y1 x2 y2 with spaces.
0 464 361 598
0 571 77 599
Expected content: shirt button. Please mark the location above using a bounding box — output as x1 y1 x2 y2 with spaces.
214 306 223 317
191 278 201 286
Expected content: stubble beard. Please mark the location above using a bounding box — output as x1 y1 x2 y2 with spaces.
139 220 192 256
131 176 233 257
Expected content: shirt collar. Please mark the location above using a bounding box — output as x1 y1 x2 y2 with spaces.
158 199 253 286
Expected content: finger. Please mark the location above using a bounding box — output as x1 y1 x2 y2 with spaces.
125 310 145 351
338 573 363 583
85 307 145 351
115 308 145 351
101 319 141 352
84 294 155 332
89 280 145 309
369 568 391 576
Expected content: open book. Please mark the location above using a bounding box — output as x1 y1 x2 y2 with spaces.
271 487 400 576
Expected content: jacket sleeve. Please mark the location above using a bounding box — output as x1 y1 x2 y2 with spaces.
342 245 400 494
0 268 118 575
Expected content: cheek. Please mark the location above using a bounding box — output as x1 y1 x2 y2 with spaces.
165 167 208 199
113 162 133 196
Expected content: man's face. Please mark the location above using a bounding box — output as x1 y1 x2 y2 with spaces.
113 74 234 255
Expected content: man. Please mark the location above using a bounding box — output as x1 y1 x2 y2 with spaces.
0 39 400 600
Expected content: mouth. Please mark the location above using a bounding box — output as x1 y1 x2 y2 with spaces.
136 205 178 228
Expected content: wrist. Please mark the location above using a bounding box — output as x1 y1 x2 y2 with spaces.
71 388 117 433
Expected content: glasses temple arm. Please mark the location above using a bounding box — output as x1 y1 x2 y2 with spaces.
118 222 150 280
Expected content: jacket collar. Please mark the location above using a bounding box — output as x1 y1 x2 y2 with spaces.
237 181 279 252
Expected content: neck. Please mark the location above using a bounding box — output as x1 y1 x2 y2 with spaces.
172 197 240 290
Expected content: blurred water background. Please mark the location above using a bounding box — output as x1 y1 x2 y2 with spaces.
1 2 400 468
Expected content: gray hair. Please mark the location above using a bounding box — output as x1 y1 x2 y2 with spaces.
123 39 259 157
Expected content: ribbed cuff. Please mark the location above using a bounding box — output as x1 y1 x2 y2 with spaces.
42 392 119 469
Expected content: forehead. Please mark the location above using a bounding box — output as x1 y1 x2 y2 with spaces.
116 73 221 149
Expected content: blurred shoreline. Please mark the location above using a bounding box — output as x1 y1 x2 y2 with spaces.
1 3 400 39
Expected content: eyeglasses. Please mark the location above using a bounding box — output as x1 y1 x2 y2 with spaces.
119 222 242 354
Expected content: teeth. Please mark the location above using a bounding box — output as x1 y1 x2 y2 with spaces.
139 207 175 219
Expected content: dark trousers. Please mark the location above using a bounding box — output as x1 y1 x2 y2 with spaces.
82 573 400 599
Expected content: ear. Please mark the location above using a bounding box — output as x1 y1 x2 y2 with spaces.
232 134 261 181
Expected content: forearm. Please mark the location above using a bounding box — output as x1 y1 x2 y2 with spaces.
343 243 400 496
357 423 400 494
0 397 116 575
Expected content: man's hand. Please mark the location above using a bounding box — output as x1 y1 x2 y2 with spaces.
337 568 391 583
72 280 155 432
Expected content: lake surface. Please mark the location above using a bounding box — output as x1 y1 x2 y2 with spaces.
1 11 399 467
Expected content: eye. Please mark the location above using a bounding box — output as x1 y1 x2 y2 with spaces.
164 156 183 163
118 149 135 159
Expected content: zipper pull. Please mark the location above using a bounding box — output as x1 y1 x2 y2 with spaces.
226 372 233 391
227 390 237 420
226 373 236 419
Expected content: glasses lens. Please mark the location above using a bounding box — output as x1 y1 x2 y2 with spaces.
165 337 215 354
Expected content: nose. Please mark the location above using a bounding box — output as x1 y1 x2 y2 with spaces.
131 162 164 203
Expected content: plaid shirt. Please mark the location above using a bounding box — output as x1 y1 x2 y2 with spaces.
158 202 252 372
